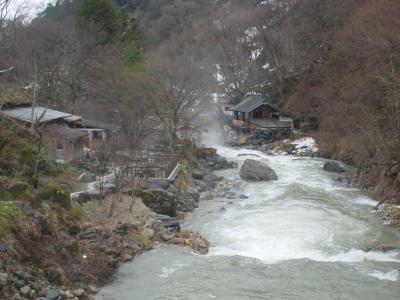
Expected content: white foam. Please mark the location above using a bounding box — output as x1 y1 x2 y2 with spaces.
158 266 177 278
352 197 378 207
195 144 400 267
326 249 400 263
368 270 399 282
158 263 188 278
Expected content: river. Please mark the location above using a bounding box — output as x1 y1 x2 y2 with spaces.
97 145 400 300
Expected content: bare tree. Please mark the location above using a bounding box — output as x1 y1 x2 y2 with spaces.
0 0 25 73
143 55 205 152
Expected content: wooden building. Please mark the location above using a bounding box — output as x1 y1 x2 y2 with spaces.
1 105 113 162
230 95 293 129
42 124 86 162
64 117 112 152
0 106 86 162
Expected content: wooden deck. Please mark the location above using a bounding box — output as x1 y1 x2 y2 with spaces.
232 118 292 129
249 118 292 129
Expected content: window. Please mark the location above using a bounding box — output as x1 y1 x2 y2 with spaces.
91 130 104 140
272 113 280 120
56 141 63 149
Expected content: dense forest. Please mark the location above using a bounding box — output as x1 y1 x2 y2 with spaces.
1 0 399 196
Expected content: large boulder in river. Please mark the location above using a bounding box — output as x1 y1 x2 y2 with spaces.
239 159 278 181
323 161 345 173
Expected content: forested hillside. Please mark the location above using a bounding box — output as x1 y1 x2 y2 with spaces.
1 0 399 198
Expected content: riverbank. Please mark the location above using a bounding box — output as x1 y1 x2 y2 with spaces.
0 157 216 300
96 144 400 300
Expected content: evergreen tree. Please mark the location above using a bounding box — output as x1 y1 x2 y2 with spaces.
77 0 121 42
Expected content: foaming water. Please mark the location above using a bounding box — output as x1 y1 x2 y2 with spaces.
97 145 400 300
368 269 400 281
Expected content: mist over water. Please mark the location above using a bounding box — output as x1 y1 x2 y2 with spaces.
97 141 400 300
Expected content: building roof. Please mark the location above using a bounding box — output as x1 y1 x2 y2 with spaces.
71 118 114 130
1 106 71 123
230 95 291 117
230 95 267 113
43 124 87 140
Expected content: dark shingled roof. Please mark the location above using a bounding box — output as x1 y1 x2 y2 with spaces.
44 124 87 140
230 95 291 117
230 95 266 113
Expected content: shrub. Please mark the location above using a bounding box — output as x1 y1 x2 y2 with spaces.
38 149 60 176
0 202 23 235
35 183 71 209
8 182 30 199
0 188 13 201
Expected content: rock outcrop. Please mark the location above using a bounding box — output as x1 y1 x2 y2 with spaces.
323 161 345 173
372 164 400 205
176 187 200 212
136 189 177 217
239 159 278 181
166 231 210 254
195 147 237 170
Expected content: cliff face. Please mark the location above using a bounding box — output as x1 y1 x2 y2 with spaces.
372 164 400 205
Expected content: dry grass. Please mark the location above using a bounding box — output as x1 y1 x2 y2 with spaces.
81 194 156 230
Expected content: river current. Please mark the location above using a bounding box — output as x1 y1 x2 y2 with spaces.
97 145 400 300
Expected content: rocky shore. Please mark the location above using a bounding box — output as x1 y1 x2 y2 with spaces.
0 147 236 299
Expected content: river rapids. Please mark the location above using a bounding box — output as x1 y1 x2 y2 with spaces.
97 145 400 300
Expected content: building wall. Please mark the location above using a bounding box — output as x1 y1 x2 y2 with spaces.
79 129 107 151
43 134 84 162
251 105 276 119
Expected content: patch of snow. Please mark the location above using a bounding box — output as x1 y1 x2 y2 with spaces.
244 27 259 40
250 48 263 61
290 137 319 154
214 64 224 83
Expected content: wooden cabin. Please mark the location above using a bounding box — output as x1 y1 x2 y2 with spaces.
0 105 85 162
65 118 112 152
230 95 293 129
42 124 86 163
1 104 113 161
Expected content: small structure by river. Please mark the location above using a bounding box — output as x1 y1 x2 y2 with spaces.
230 95 293 129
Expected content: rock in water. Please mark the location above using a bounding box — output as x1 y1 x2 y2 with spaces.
167 231 210 254
239 159 278 181
323 161 345 173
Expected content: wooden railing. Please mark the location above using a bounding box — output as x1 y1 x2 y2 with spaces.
122 150 179 179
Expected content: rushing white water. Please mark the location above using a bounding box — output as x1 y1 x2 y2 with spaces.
97 145 400 300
